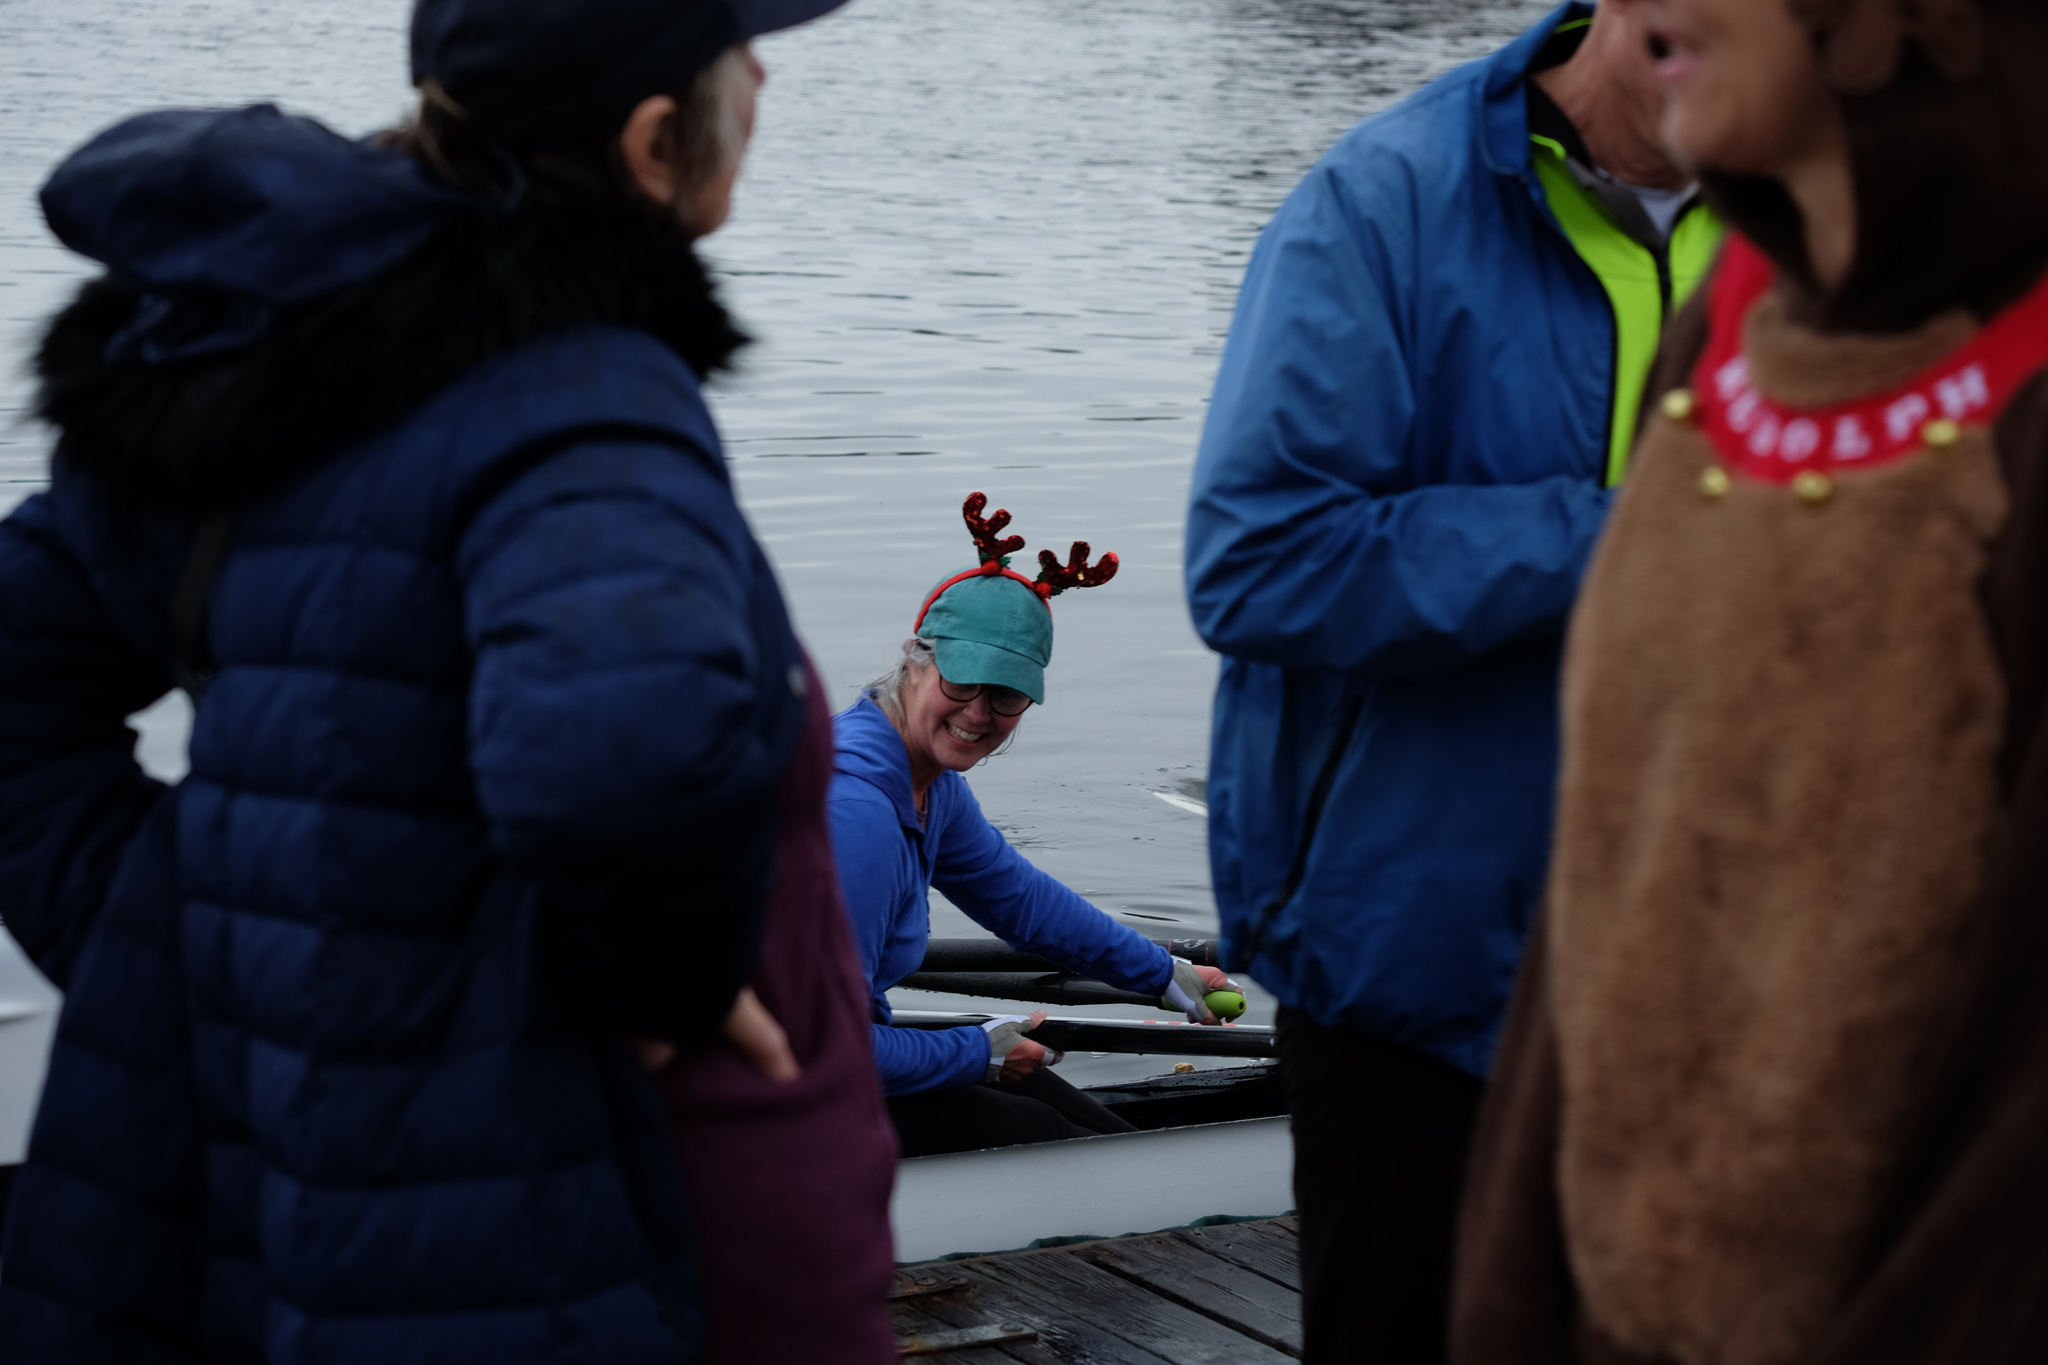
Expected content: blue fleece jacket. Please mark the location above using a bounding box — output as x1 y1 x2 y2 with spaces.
827 697 1174 1096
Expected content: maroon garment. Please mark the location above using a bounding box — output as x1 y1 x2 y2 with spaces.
659 662 899 1365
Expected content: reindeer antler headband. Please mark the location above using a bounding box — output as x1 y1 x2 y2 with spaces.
913 492 1120 630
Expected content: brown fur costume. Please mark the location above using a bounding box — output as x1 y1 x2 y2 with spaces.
1554 310 2009 1365
1452 3 2048 1363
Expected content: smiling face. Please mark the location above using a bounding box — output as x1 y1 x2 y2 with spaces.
1646 0 1842 178
898 657 1027 777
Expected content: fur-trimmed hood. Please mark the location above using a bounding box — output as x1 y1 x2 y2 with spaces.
35 107 745 512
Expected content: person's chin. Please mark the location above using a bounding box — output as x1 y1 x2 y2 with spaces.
936 726 992 767
1660 103 1725 174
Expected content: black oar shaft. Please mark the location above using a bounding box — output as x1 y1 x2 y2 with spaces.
889 1010 1276 1060
898 971 1160 1010
917 936 1222 973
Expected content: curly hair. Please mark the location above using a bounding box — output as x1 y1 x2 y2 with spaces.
866 637 938 726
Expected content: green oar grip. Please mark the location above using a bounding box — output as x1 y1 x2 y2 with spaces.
1159 989 1249 1020
1204 990 1247 1020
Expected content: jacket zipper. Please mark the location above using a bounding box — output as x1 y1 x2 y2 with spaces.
1531 163 1704 481
1654 196 1704 324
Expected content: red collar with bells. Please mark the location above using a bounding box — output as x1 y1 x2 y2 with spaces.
1690 234 2048 485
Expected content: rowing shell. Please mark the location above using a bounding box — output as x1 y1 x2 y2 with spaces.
889 1061 1291 1261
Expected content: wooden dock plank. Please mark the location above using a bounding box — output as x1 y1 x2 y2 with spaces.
970 1245 1296 1365
899 1267 1181 1364
897 1217 1303 1361
890 1297 1020 1363
1076 1234 1303 1357
1172 1219 1302 1292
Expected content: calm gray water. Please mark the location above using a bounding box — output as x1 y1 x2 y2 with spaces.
0 0 1551 1072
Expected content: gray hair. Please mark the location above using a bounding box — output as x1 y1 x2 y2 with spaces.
866 636 936 725
667 46 756 203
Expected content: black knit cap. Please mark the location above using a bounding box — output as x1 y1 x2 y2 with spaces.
411 0 849 151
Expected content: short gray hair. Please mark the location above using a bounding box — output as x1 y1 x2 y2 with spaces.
667 46 756 203
866 636 936 725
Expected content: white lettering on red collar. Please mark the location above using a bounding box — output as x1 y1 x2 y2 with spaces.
1711 357 1991 469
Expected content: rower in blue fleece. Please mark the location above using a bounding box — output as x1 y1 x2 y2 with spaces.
828 496 1234 1155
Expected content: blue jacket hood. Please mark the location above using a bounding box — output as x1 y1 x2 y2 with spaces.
34 105 744 511
40 105 471 363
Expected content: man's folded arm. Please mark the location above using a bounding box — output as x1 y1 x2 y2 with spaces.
1186 159 1610 678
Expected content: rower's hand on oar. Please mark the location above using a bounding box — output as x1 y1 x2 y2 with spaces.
998 1036 1051 1082
723 986 801 1083
1164 958 1241 1025
1193 965 1245 1024
984 1010 1048 1082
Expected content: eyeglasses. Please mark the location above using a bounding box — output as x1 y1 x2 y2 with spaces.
936 673 1034 717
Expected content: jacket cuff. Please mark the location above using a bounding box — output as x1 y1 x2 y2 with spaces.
1139 947 1176 997
941 1025 994 1088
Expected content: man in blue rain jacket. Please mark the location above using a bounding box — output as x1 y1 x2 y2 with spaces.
1184 3 1721 1360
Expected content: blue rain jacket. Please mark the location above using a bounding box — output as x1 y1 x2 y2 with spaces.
827 697 1174 1095
0 110 805 1364
1185 6 1625 1076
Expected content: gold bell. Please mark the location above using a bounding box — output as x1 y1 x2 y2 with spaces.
1661 388 1699 423
1698 466 1731 501
1174 1062 1196 1074
1792 470 1833 505
1922 417 1961 450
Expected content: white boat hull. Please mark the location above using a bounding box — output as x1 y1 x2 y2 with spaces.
0 927 62 1166
890 1114 1292 1263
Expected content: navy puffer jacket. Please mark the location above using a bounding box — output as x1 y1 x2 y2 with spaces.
0 108 805 1363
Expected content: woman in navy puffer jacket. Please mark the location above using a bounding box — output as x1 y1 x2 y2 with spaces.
0 2 896 1363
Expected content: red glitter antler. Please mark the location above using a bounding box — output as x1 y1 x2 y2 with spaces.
1035 542 1119 597
962 492 1026 565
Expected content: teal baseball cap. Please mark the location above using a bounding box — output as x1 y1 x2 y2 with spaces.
915 564 1053 704
914 492 1123 705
